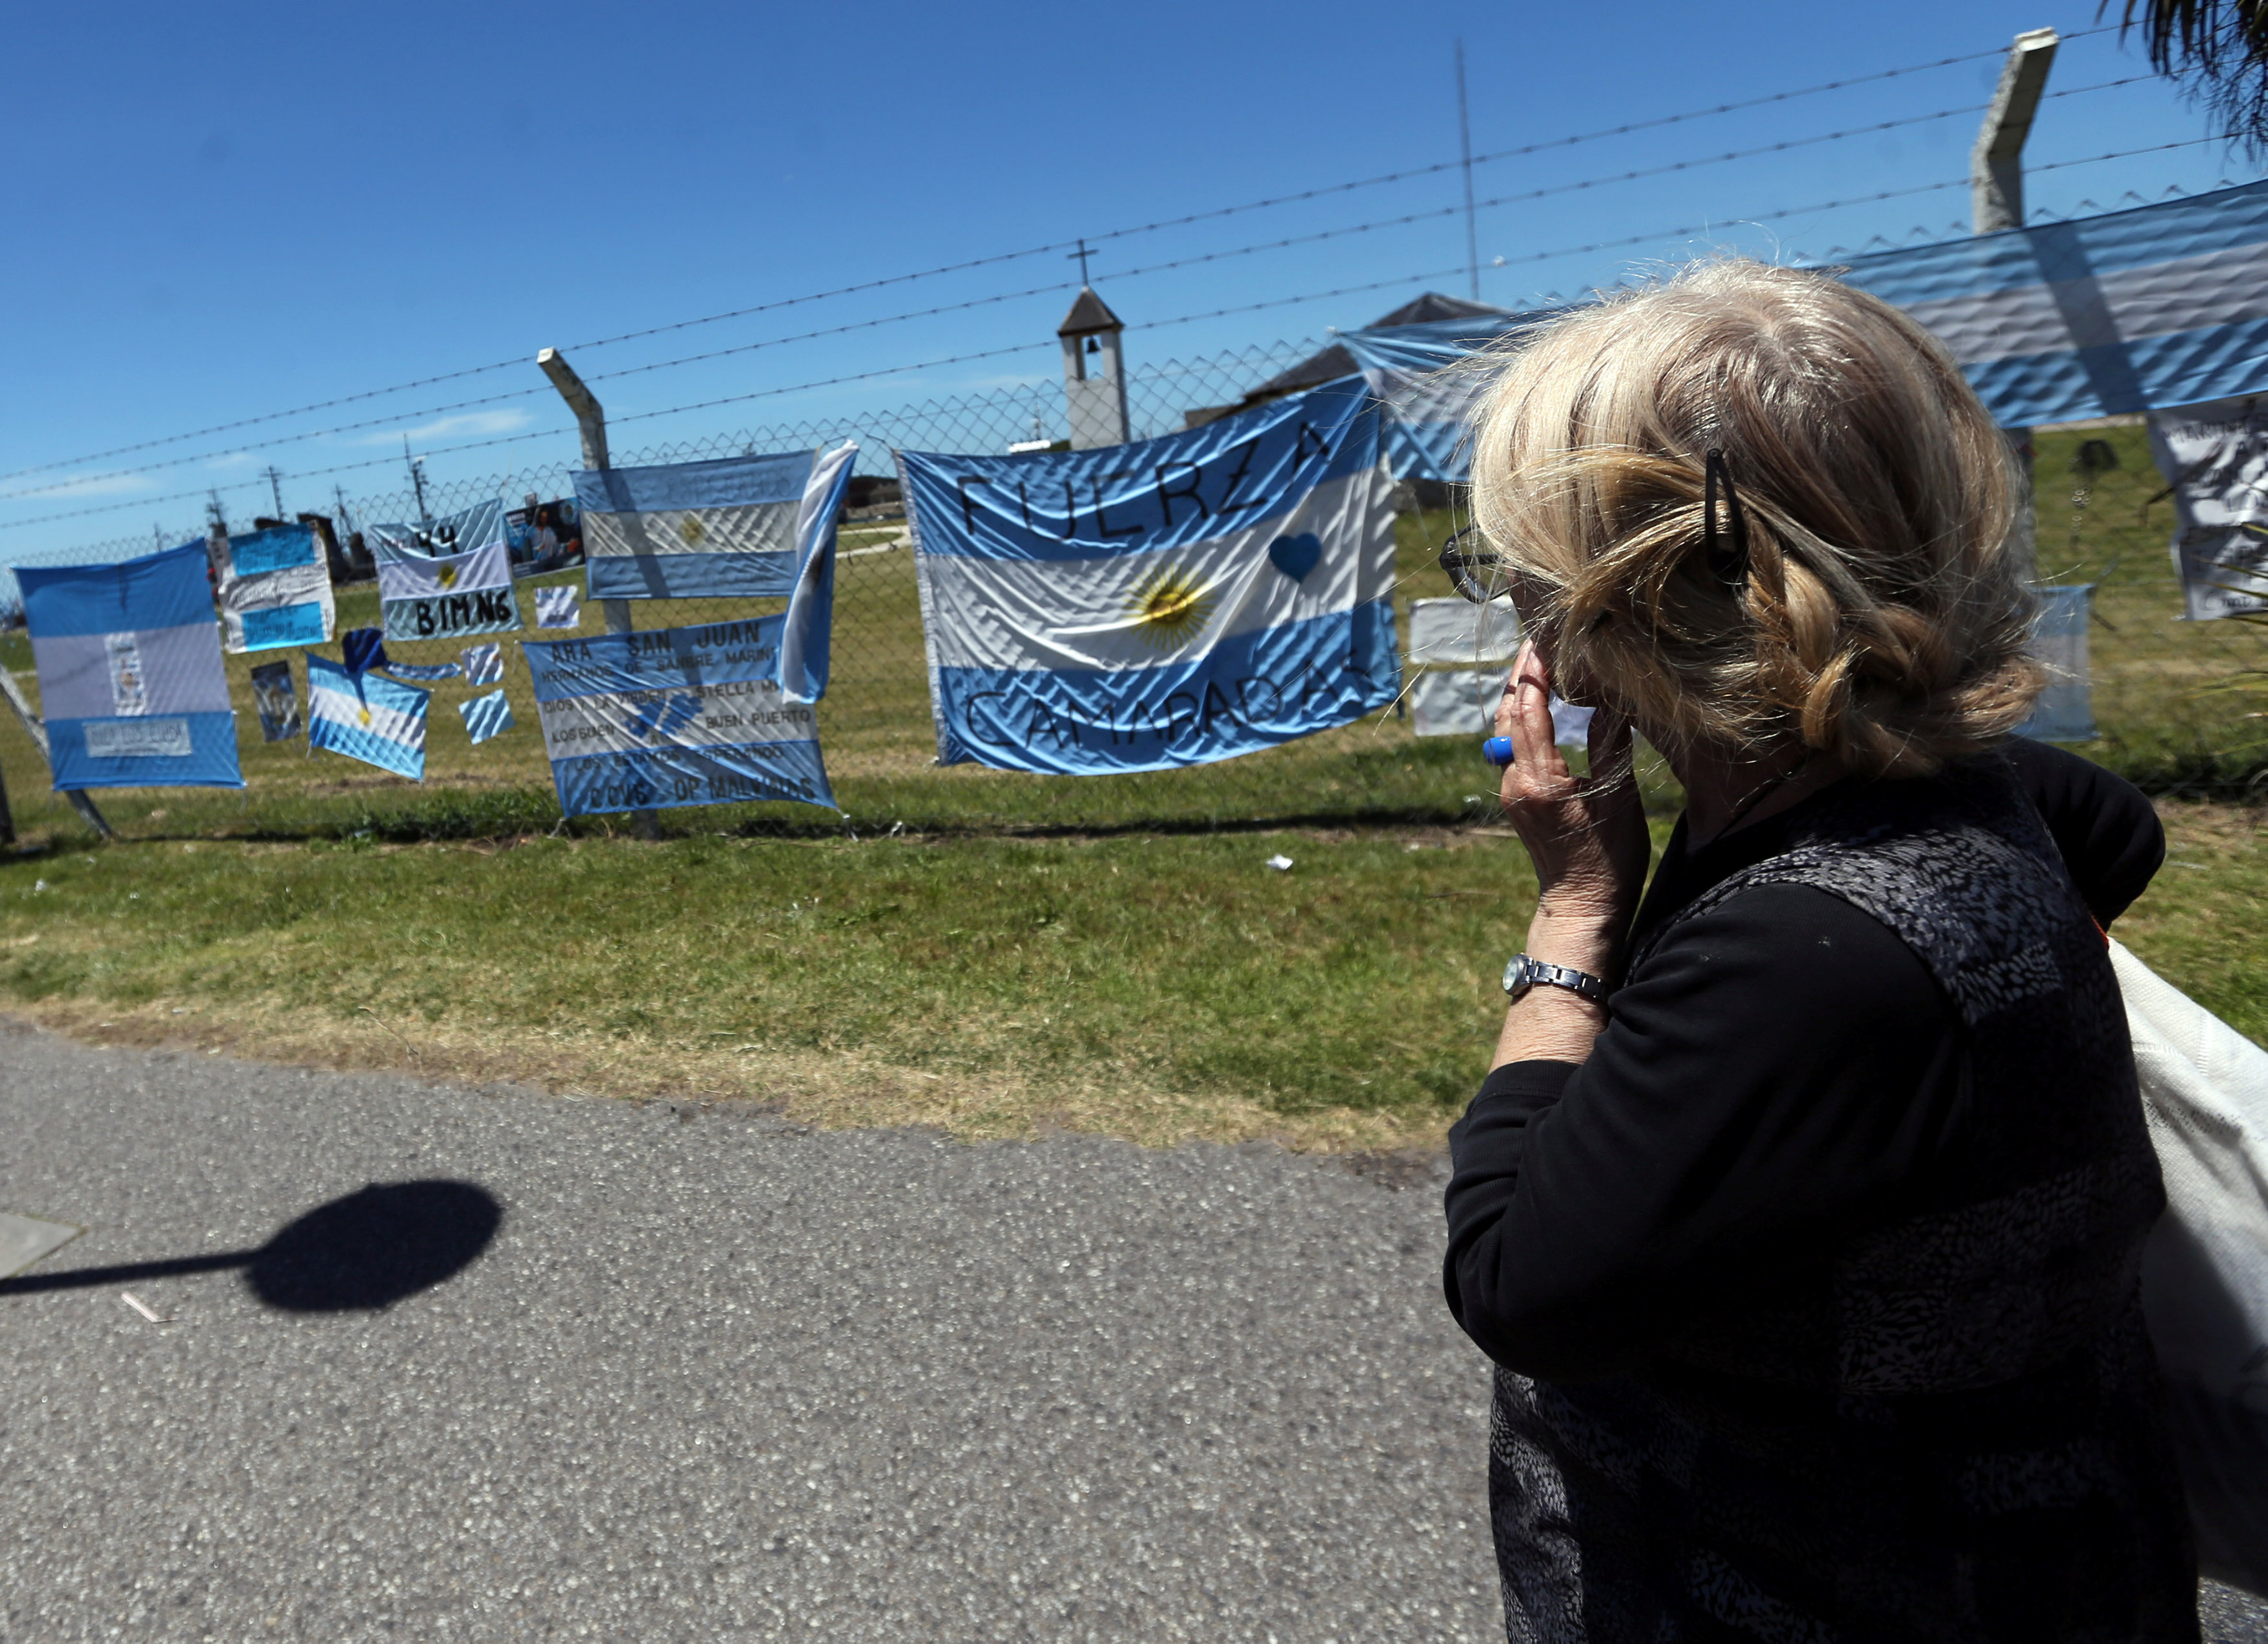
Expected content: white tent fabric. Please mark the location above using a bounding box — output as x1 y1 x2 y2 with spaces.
2111 938 2268 1594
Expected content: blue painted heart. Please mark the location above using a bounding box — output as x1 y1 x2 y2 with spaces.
1268 532 1323 582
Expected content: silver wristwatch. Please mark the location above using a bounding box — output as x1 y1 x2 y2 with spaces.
1502 953 1614 1005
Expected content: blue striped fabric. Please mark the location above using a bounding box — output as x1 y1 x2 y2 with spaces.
459 689 515 746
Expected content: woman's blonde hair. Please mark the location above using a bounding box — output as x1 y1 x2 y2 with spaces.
1464 259 2042 779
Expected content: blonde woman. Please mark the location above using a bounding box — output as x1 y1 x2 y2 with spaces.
1441 262 2195 1642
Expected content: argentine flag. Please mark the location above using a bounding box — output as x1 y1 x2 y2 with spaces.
572 442 856 702
522 614 834 816
307 653 428 780
14 542 242 789
370 500 522 642
216 522 335 652
899 377 1397 775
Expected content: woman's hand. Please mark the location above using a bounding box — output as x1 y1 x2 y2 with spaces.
1489 643 1652 1067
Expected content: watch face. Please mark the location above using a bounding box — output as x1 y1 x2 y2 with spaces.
1502 955 1533 997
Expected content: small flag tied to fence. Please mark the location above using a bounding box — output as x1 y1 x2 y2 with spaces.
461 643 503 686
458 689 515 746
306 653 428 780
535 587 581 629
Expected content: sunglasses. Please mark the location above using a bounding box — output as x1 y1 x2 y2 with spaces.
1438 523 1506 605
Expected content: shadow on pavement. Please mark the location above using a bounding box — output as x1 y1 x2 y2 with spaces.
0 1179 503 1312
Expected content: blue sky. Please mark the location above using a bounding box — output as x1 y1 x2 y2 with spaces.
0 0 2247 557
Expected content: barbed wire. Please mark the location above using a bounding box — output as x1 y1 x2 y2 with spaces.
6 74 2162 501
0 28 2133 485
1 142 2238 540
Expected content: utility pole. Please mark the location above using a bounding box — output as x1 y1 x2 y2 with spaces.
1973 28 2057 564
1457 41 1479 301
264 465 286 521
537 345 656 840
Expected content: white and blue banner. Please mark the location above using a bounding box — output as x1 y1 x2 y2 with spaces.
14 543 242 789
899 377 1398 776
1339 311 1560 482
1333 183 2268 472
307 653 428 780
461 643 504 686
369 500 522 641
216 523 335 653
2147 394 2268 619
572 443 855 702
1835 180 2268 429
522 614 835 816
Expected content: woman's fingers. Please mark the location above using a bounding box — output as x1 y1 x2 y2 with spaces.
1509 644 1569 787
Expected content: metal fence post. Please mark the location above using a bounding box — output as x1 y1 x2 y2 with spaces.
537 347 658 840
0 666 112 839
1974 27 2058 565
0 736 15 846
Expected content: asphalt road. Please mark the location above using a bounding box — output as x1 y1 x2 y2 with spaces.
0 1022 1496 1641
0 1021 2259 1643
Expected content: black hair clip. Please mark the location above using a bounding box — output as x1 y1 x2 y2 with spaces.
1703 448 1750 589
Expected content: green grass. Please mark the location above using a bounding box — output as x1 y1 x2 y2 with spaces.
0 824 1560 1149
3 455 2263 1146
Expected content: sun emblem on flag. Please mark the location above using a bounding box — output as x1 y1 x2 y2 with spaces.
678 516 708 546
1125 566 1217 651
437 564 459 590
358 706 372 726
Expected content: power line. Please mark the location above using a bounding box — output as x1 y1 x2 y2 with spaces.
3 28 2130 484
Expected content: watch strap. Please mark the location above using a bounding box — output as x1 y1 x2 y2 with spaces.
1502 953 1614 1004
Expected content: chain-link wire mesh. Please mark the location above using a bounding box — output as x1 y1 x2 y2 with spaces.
0 340 1501 843
3 353 2262 847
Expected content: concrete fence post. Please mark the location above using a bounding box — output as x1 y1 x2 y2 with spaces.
537 346 658 840
1973 28 2059 565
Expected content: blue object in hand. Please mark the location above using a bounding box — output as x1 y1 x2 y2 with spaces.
1482 736 1516 767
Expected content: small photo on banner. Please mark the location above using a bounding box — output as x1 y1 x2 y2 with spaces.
461 643 503 686
535 586 581 629
369 499 522 640
14 542 243 789
249 660 302 742
306 653 428 780
459 689 515 746
899 379 1397 775
522 615 835 816
573 442 856 702
215 522 335 653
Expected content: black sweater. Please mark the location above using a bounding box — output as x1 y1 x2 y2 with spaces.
1442 740 2164 1384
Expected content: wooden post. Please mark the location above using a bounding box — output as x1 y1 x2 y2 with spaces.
537 347 658 840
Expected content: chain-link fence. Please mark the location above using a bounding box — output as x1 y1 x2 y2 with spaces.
3 347 2264 848
0 340 1505 844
